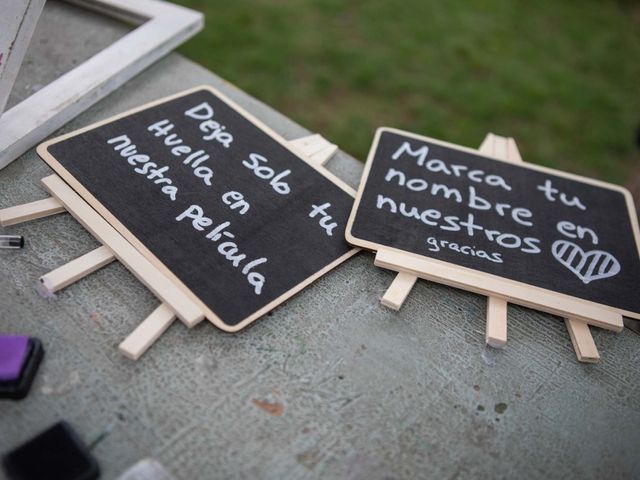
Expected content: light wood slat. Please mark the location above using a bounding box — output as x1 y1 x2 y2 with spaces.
381 271 418 310
119 304 176 360
565 318 600 363
38 246 116 295
0 197 65 226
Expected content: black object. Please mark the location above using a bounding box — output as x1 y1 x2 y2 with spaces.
2 421 100 480
349 129 640 315
0 338 44 400
42 88 354 328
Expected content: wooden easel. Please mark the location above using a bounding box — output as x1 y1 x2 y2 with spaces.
0 134 338 360
380 134 601 363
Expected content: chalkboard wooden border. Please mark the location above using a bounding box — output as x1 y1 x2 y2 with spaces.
346 127 640 326
37 85 359 333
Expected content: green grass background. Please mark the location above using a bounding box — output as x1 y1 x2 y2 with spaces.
173 0 640 184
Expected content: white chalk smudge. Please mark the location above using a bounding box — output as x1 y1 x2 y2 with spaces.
41 370 81 395
481 349 496 367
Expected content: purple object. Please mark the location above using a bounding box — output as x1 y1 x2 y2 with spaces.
0 335 30 381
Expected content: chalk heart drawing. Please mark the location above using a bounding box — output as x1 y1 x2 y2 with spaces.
551 240 620 284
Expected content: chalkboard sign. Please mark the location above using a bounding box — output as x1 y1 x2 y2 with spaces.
38 86 357 331
347 128 640 320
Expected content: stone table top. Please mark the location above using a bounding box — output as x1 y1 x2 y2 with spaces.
1 3 638 479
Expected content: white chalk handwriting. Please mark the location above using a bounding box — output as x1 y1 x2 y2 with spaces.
242 153 292 195
391 141 512 191
536 179 586 210
107 135 178 201
184 102 234 147
375 193 541 254
551 240 619 284
147 119 214 186
176 205 267 295
309 202 338 236
426 236 503 264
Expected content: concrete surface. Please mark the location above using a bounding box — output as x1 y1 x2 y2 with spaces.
1 2 639 479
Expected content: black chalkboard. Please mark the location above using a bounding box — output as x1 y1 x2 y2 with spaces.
39 87 357 330
347 128 640 318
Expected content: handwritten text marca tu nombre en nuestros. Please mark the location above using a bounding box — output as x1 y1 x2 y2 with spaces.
104 101 340 296
375 140 588 264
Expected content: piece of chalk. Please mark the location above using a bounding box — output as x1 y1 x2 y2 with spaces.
116 458 177 480
0 336 30 381
0 235 24 249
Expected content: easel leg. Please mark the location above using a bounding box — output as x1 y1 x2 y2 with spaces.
478 135 510 349
289 133 338 167
0 197 65 226
565 317 599 362
38 245 116 295
381 272 418 310
119 304 176 360
565 318 600 363
486 297 508 348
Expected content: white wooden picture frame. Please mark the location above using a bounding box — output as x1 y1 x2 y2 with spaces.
0 0 46 115
0 0 204 170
